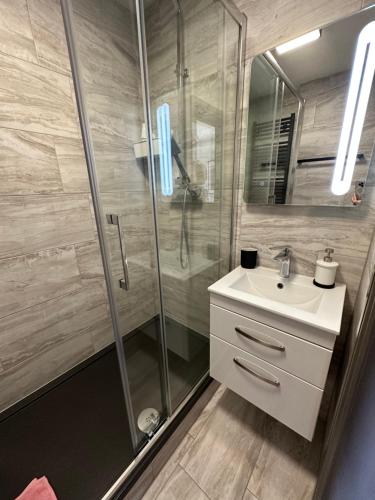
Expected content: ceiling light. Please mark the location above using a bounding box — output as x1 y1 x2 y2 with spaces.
276 30 321 55
331 21 375 196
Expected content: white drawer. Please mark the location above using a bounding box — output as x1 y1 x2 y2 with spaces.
210 335 323 440
210 305 332 389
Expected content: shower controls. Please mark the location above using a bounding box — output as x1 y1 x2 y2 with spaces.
106 214 130 291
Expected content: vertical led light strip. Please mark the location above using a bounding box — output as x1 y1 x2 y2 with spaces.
157 103 173 196
331 21 375 196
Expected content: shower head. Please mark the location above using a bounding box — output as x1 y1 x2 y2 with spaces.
171 136 201 199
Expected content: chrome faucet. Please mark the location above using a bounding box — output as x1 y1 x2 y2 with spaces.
271 246 292 278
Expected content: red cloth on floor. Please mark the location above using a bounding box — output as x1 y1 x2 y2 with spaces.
15 476 57 500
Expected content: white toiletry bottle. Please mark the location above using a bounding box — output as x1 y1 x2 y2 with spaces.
313 248 338 289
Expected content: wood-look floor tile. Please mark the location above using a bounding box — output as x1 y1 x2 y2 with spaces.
142 433 195 500
124 464 155 500
188 383 226 438
154 465 209 500
247 416 322 500
180 389 265 500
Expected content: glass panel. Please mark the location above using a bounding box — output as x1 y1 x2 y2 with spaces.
145 0 240 409
69 0 167 448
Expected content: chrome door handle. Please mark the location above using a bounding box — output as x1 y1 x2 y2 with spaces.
235 326 285 352
233 357 280 387
106 214 130 291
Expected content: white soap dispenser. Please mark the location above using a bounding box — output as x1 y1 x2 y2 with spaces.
313 248 339 289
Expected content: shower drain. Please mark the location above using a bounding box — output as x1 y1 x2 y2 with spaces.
137 408 160 436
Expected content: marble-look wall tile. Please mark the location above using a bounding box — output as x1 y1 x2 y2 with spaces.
0 331 95 412
74 239 105 285
0 0 38 64
94 141 148 194
4 283 107 371
0 129 63 194
0 194 96 259
54 136 90 193
0 283 107 375
347 227 375 355
0 51 78 138
0 245 82 320
234 0 362 58
27 0 71 75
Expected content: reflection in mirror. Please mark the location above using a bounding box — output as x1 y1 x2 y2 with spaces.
244 7 375 207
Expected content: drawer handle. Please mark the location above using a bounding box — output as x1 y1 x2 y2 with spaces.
233 357 280 387
235 326 285 352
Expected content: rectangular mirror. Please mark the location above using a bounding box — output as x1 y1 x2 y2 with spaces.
244 6 375 207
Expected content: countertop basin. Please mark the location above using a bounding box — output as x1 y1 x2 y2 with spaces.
208 266 346 334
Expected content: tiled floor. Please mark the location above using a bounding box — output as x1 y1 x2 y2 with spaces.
141 384 323 500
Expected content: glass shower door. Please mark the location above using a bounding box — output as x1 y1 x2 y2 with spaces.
66 0 168 450
145 0 241 409
65 0 243 456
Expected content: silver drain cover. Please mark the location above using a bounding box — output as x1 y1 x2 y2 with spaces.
137 408 160 436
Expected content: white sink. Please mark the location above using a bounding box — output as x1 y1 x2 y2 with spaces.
208 266 346 334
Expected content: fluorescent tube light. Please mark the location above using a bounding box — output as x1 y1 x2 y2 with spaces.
157 103 173 196
276 30 321 54
331 21 375 196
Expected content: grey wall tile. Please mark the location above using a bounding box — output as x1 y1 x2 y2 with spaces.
74 239 105 285
0 0 38 64
0 194 96 259
0 330 94 412
234 0 362 59
27 0 71 75
0 244 82 320
0 283 109 409
54 136 90 193
0 51 78 138
0 129 63 194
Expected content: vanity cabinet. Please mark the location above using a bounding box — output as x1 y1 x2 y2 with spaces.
209 298 336 440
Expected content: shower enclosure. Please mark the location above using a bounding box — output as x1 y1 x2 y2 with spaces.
0 1 244 499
